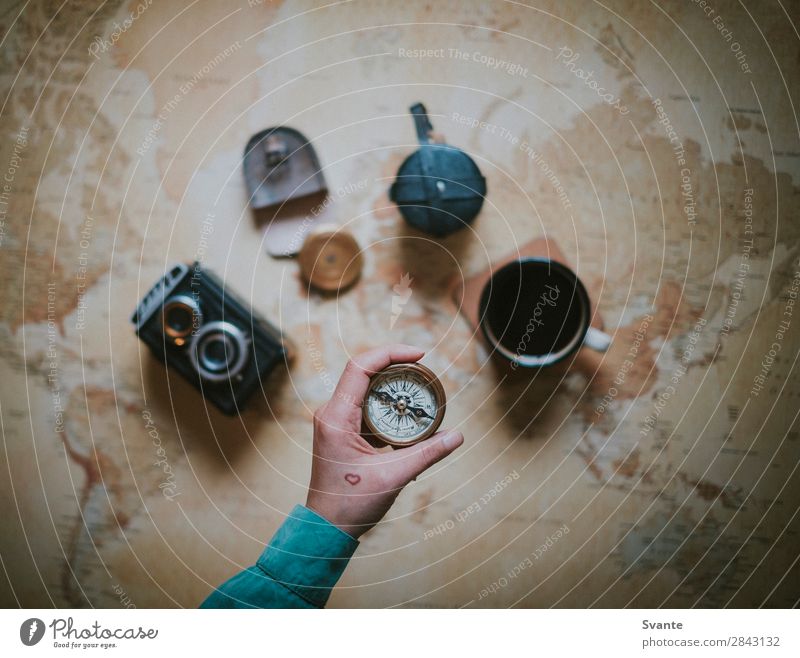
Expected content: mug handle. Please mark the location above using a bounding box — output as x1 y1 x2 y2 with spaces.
584 327 612 352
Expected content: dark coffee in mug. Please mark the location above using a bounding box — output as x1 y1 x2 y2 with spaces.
479 259 610 367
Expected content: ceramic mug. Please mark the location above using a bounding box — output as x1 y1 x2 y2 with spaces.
478 258 611 368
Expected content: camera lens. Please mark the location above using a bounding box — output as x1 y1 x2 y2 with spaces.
201 339 230 370
163 295 202 346
189 321 250 383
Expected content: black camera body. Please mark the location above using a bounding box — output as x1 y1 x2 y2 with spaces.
132 262 288 415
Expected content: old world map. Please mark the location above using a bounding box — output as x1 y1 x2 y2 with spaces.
1 0 798 607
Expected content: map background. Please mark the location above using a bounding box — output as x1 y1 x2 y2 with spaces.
0 0 798 608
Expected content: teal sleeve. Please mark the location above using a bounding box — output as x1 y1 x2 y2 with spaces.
199 504 359 608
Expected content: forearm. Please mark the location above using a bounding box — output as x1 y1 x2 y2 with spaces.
200 504 359 609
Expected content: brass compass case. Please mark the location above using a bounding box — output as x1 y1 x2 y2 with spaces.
362 363 446 447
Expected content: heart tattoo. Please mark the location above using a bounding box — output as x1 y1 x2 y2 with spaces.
344 473 361 486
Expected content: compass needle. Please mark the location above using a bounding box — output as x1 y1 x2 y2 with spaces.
363 363 446 447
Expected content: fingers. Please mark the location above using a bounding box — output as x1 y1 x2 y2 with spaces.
393 429 464 485
326 344 425 421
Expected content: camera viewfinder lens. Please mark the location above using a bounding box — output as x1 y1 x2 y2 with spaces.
163 295 202 346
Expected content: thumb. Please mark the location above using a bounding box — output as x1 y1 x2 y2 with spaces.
394 429 464 485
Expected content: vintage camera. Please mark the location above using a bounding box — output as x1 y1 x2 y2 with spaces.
132 262 289 415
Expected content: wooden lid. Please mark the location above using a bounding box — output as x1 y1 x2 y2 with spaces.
298 224 363 292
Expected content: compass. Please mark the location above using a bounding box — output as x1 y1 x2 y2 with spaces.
362 363 446 447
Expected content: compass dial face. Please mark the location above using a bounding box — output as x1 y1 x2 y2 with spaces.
363 364 445 446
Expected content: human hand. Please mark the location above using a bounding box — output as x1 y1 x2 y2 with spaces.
305 345 464 539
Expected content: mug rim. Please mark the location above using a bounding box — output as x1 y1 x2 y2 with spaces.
478 257 592 368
